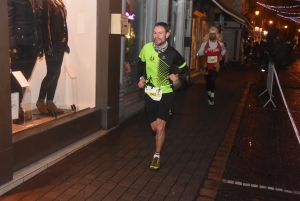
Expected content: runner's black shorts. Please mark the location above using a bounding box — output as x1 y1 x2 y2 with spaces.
144 92 175 123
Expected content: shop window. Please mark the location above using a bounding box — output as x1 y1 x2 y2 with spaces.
123 0 145 95
10 0 97 133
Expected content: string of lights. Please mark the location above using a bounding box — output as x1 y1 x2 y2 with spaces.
256 2 300 24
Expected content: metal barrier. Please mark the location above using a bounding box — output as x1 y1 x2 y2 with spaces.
259 61 300 144
259 62 276 108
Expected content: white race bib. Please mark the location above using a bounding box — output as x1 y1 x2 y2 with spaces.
207 56 218 63
145 86 162 101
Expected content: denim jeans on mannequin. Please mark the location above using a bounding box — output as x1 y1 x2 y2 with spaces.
38 46 65 101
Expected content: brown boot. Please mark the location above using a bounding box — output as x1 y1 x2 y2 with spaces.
46 102 64 113
19 107 32 120
36 100 48 114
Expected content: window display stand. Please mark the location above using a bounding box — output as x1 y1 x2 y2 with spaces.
65 65 78 112
21 87 34 127
12 71 34 128
71 77 78 112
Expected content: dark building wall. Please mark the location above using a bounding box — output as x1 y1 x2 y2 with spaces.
0 0 123 183
97 0 122 129
0 1 13 185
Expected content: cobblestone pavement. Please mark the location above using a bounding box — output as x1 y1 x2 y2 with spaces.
1 62 300 201
215 62 300 201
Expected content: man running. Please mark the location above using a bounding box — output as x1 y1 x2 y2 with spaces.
137 22 189 170
197 26 226 105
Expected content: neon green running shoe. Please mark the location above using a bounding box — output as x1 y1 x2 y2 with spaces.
208 97 214 105
150 157 160 170
207 96 211 105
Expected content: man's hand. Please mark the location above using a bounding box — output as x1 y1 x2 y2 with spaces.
138 78 146 88
168 74 178 82
10 49 18 58
219 55 223 61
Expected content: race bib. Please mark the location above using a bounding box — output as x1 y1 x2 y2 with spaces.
207 56 218 63
145 86 162 101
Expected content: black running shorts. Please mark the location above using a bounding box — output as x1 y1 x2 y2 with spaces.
144 92 175 123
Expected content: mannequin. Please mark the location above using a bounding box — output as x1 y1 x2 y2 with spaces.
8 0 43 123
36 0 70 114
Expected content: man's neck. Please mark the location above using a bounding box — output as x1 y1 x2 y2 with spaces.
157 42 167 49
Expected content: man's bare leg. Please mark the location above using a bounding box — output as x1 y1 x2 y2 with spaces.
150 118 166 169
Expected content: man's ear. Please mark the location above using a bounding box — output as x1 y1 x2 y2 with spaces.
166 31 171 38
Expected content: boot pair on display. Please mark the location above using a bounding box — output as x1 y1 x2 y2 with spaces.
12 107 32 124
36 100 64 114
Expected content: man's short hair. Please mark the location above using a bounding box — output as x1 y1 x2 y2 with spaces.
154 22 171 33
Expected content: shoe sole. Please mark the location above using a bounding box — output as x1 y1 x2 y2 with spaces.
150 166 160 170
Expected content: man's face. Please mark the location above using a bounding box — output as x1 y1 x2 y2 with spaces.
153 26 170 48
209 33 216 41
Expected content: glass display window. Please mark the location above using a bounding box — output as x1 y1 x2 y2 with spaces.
9 0 97 133
123 0 145 95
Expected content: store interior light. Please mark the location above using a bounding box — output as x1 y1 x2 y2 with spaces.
125 12 135 20
269 20 273 25
255 11 259 15
284 25 288 28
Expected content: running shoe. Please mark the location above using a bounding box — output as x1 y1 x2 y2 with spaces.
210 97 214 105
150 157 160 170
207 96 211 105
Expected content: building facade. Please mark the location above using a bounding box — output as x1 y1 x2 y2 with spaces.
0 0 198 187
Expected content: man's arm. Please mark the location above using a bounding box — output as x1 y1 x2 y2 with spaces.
178 65 189 78
197 42 206 56
220 42 226 56
136 58 146 88
171 50 190 80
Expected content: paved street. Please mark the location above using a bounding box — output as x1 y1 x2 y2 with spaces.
1 61 300 201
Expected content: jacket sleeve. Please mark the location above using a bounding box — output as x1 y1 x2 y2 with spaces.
174 50 189 78
136 58 146 83
41 0 52 47
8 0 16 49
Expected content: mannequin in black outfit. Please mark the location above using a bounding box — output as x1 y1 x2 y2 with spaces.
36 0 70 114
8 0 43 122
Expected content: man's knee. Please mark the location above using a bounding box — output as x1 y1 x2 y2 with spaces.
150 124 156 132
155 119 166 133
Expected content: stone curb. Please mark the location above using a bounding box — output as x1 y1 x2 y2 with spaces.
196 82 252 201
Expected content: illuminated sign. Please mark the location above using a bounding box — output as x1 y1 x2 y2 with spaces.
126 12 135 20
